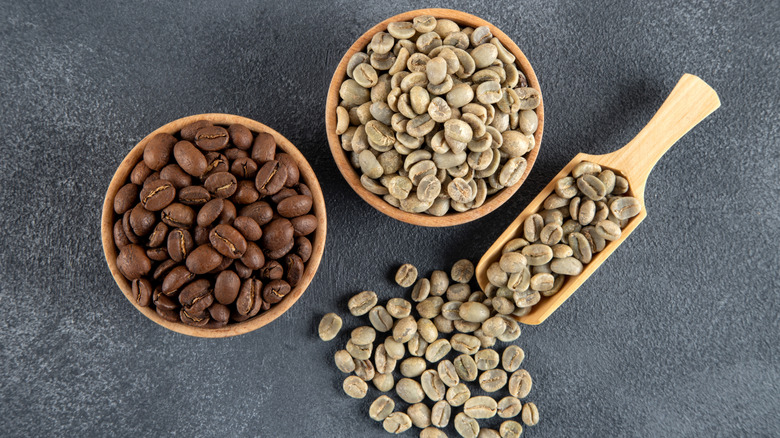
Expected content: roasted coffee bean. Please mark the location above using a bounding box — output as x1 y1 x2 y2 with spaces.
173 140 207 177
277 153 300 187
146 247 168 261
116 244 151 280
239 242 264 270
231 260 250 279
217 199 237 225
251 132 276 163
293 236 312 262
152 259 176 280
159 164 192 189
224 147 249 161
132 278 153 307
232 180 260 204
194 125 229 151
161 265 194 295
179 279 213 312
156 306 179 322
255 160 288 196
208 302 231 323
130 161 153 185
270 188 297 205
196 199 223 228
262 279 291 304
139 179 175 211
180 307 210 327
261 218 294 252
214 270 241 304
129 204 156 236
230 157 258 179
259 260 284 281
228 124 253 150
147 222 169 247
236 278 263 316
203 152 229 177
239 201 274 227
143 133 176 171
186 244 223 274
277 195 312 218
290 215 317 237
113 220 130 249
178 186 210 206
232 216 262 241
209 224 247 259
167 229 194 263
179 120 211 141
204 172 237 199
161 203 195 228
114 183 139 214
284 253 304 286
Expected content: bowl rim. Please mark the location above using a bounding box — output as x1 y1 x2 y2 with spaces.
101 113 327 338
325 8 544 227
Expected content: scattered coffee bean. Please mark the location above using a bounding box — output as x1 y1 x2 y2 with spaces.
343 375 368 399
521 402 539 426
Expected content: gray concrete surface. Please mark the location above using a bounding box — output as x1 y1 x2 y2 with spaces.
1 0 778 436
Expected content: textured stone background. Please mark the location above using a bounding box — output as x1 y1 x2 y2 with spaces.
1 1 778 437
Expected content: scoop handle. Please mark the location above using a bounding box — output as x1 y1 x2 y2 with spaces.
604 74 720 196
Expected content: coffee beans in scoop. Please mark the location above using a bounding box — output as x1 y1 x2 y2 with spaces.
113 120 318 328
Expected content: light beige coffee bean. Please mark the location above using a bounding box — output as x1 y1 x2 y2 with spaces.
478 429 501 438
413 15 437 33
475 349 500 370
464 396 498 419
550 257 584 275
499 252 527 273
335 106 350 135
502 238 529 253
482 316 507 337
434 314 454 333
369 305 394 332
513 289 541 308
609 196 641 220
515 87 540 110
447 82 475 108
393 315 418 343
430 399 452 428
417 296 444 319
518 109 538 134
346 339 372 360
361 174 389 195
335 350 356 373
433 150 467 169
397 377 425 403
572 161 601 178
479 369 508 392
448 178 474 204
614 175 629 194
421 369 447 401
373 372 395 392
497 316 521 342
426 56 448 85
595 219 622 240
499 420 523 438
551 243 573 258
487 262 508 287
454 354 478 381
383 412 413 434
530 273 555 291
522 244 553 266
474 329 497 349
359 150 383 179
407 403 432 429
459 302 491 323
447 383 471 408
387 21 415 39
454 320 480 333
499 157 527 186
421 427 448 438
438 360 460 387
388 175 413 200
387 297 412 318
508 369 533 398
426 338 452 363
569 232 593 263
351 326 376 345
318 313 342 341
541 209 564 226
471 44 498 69
410 85 431 115
375 344 397 374
497 396 523 418
539 223 563 245
523 214 544 242
396 263 419 287
400 357 427 378
598 169 616 194
348 290 378 316
578 198 596 225
408 333 428 357
521 402 539 426
417 318 438 343
353 63 378 88
343 375 368 399
417 175 442 203
354 359 375 381
451 334 481 355
578 174 607 200
451 259 475 283
430 270 449 296
441 301 462 320
454 412 480 438
502 345 525 372
384 337 406 360
370 395 395 421
447 283 471 302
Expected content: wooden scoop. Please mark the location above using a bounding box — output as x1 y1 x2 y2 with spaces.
475 74 720 325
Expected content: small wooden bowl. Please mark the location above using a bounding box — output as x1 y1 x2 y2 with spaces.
101 114 327 338
325 8 544 227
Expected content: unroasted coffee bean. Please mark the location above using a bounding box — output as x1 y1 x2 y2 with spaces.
451 259 475 283
186 244 223 274
393 315 418 343
369 306 394 332
497 396 523 419
454 412 480 438
464 395 498 419
343 375 368 399
396 378 425 404
334 349 355 373
454 354 478 382
262 279 291 304
479 369 508 392
508 369 533 398
459 302 490 323
425 338 451 363
209 224 247 259
421 369 446 402
475 349 500 371
521 402 539 426
369 395 395 421
499 420 523 438
387 298 413 318
502 345 525 372
383 412 412 434
451 333 480 355
261 218 294 252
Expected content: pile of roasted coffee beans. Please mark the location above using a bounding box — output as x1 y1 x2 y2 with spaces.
112 120 318 328
319 260 539 437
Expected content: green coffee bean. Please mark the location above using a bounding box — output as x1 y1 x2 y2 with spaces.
431 400 452 428
464 395 498 419
417 296 444 318
454 354 479 382
421 427 448 438
508 369 533 398
417 318 438 343
334 350 356 373
475 349 500 370
393 315 417 343
421 369 447 402
479 369 508 392
387 297 412 318
369 305 393 332
343 375 368 399
482 315 507 337
454 412 481 438
609 196 642 220
454 319 481 333
397 378 425 403
408 333 428 357
384 337 405 360
497 396 523 418
354 359 375 381
447 383 472 406
425 338 452 362
430 270 449 296
499 420 523 438
502 345 525 372
572 161 601 178
406 403 431 429
374 344 397 374
550 257 583 276
369 395 395 421
383 412 412 434
346 339 372 360
521 402 539 426
451 333 481 355
318 313 342 341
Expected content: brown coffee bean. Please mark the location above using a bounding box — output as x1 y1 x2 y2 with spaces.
234 260 253 278
239 202 274 227
143 133 176 170
186 244 223 274
297 183 312 197
161 265 194 295
191 226 208 246
160 164 192 189
240 242 265 270
218 199 237 225
252 132 276 163
194 125 229 151
139 179 175 211
178 185 211 206
122 211 140 244
262 279 291 304
203 152 229 177
277 153 299 187
180 308 210 327
147 222 168 247
114 183 139 214
291 215 317 237
197 198 224 227
264 238 294 260
208 302 231 323
224 147 249 161
142 171 161 188
173 140 207 177
204 171 238 199
228 124 253 150
259 260 284 281
270 188 297 204
233 216 263 241
261 218 294 252
164 229 192 263
294 236 312 263
277 195 312 218
236 278 263 316
156 306 180 322
161 203 195 228
146 247 168 261
232 180 260 204
116 244 151 280
255 160 288 196
152 259 177 280
129 204 156 236
284 254 304 287
230 157 259 179
113 220 130 249
132 278 153 307
209 255 234 274
179 278 213 311
130 161 153 186
209 224 247 259
180 120 212 141
214 270 241 304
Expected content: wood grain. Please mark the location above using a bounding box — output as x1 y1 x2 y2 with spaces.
476 74 720 324
101 114 327 338
325 8 544 227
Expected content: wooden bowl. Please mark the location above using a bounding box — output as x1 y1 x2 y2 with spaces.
101 114 327 338
325 8 544 227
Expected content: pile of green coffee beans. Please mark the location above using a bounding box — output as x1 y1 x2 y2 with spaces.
319 260 540 437
486 161 641 312
336 14 540 216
